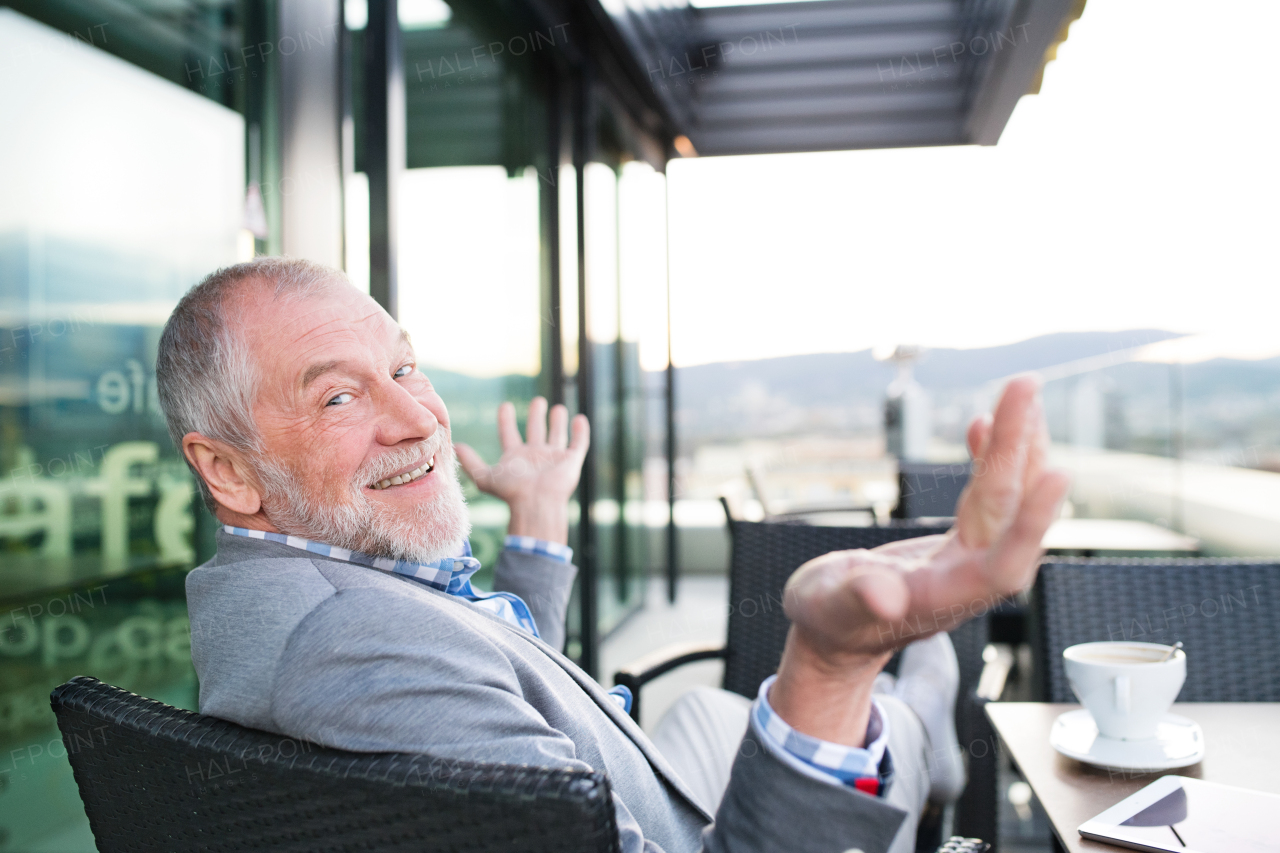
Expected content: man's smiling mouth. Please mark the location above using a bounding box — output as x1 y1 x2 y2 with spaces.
369 454 436 490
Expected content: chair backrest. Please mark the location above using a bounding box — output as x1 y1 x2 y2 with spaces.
51 676 619 853
893 461 971 519
1032 558 1280 702
721 520 959 698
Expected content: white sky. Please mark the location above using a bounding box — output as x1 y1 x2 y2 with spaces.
666 0 1280 367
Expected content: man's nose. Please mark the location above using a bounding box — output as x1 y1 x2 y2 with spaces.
375 379 438 446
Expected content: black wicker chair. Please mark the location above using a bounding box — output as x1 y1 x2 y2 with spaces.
1031 557 1280 702
892 461 971 520
613 513 1003 846
51 676 620 853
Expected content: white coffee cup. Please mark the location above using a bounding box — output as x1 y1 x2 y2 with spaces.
1062 641 1186 740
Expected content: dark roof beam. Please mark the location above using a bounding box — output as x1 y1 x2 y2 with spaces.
694 64 966 96
693 117 965 155
694 1 961 32
696 89 965 123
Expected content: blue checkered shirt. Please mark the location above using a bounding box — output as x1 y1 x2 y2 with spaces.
754 675 891 794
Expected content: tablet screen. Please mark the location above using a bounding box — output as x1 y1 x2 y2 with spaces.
1078 776 1280 853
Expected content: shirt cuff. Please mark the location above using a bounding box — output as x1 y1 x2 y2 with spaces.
503 535 573 564
752 674 890 791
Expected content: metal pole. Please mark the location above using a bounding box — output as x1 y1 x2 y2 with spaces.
664 177 678 604
574 72 598 679
545 82 564 407
1171 361 1184 532
365 0 402 318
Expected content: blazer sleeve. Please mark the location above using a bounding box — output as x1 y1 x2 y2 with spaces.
491 548 577 652
702 720 908 853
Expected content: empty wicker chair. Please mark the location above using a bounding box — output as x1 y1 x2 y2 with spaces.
1031 557 1280 702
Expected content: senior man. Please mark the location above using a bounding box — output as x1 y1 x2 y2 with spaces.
160 258 1067 853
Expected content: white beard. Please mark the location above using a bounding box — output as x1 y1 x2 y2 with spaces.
254 430 472 563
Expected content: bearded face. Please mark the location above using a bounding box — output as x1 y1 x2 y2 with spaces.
254 429 472 563
202 282 469 561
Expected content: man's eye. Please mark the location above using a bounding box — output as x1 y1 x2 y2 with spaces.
327 393 354 407
393 364 415 378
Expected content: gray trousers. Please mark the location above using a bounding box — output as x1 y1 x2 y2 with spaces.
651 687 934 853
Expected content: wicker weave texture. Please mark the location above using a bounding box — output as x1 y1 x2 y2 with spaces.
721 521 953 698
52 677 620 853
1034 559 1280 703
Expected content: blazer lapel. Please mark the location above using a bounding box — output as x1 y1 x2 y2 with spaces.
513 623 716 822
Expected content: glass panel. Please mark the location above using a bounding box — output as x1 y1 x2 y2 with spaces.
618 162 669 586
559 162 583 659
560 163 580 385
583 163 626 634
0 5 244 848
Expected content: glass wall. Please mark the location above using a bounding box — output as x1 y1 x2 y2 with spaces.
618 160 670 596
0 1 671 844
0 3 250 847
581 152 668 644
1040 350 1280 556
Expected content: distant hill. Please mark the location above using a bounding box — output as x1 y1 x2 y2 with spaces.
913 330 1181 388
675 329 1181 408
672 330 1280 455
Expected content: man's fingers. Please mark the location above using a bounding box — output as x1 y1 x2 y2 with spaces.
526 397 548 446
496 401 521 452
568 413 590 456
957 375 1041 547
966 414 992 460
980 375 1039 480
1022 396 1050 498
988 468 1071 592
453 443 492 490
548 404 569 449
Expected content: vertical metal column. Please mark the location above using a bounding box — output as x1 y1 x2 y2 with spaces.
1170 362 1184 532
664 178 678 604
574 72 598 678
613 179 628 610
365 0 403 317
544 83 564 407
278 0 344 266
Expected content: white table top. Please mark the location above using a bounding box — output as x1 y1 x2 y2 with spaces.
1042 518 1199 552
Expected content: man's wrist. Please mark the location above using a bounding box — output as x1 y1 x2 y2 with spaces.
769 628 890 747
506 500 569 544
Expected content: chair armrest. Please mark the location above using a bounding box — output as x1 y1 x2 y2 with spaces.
612 642 727 722
974 643 1015 703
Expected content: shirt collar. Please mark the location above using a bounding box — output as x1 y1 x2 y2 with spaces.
220 525 480 594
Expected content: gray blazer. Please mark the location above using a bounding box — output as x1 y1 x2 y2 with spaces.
186 530 909 852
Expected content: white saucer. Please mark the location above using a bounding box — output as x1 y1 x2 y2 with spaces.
1049 709 1205 772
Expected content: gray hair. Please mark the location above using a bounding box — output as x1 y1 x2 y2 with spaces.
156 257 347 511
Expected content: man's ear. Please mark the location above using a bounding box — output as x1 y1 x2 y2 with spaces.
183 433 263 517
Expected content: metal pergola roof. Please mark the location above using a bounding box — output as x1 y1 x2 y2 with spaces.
596 0 1085 157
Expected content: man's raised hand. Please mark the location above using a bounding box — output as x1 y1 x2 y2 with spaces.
455 397 589 545
781 375 1070 663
